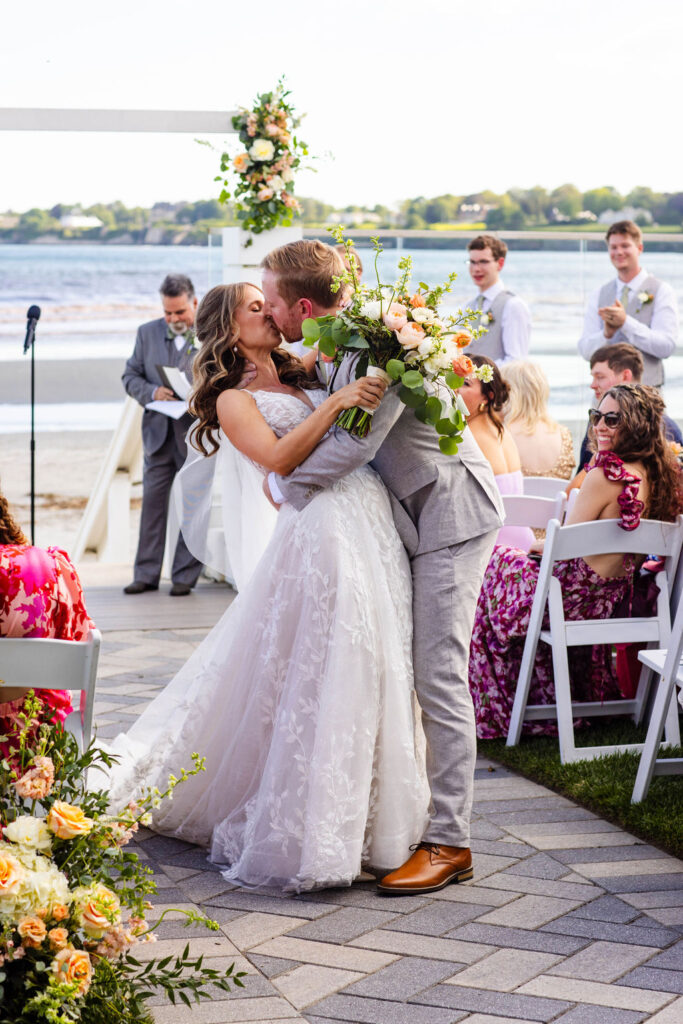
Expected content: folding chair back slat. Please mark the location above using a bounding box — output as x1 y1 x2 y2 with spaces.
0 630 101 752
502 493 567 531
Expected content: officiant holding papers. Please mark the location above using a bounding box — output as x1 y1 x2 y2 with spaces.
122 273 203 596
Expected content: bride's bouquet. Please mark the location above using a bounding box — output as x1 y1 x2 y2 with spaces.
302 229 491 454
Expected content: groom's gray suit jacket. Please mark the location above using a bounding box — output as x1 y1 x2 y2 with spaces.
274 361 504 555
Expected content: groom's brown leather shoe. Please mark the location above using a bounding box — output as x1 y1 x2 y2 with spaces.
377 843 473 895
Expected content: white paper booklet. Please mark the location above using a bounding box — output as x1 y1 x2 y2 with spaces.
145 400 188 419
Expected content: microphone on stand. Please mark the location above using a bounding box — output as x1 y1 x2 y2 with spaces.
23 305 41 354
23 304 42 544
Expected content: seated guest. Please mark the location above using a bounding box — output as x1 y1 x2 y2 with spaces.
459 355 534 551
469 384 683 739
575 342 683 476
0 484 93 735
503 360 575 479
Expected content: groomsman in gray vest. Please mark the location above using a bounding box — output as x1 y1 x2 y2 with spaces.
577 220 678 386
122 274 203 596
261 240 504 894
464 234 531 364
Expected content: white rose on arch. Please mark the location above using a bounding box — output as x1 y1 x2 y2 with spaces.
249 139 275 162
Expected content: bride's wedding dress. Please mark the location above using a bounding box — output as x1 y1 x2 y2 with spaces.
106 389 428 892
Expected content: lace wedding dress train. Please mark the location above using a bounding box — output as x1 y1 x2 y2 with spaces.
106 390 429 892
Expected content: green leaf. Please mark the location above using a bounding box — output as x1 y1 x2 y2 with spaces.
386 358 405 379
419 282 429 290
318 335 337 358
445 369 463 390
301 318 321 342
401 370 424 390
439 435 461 455
425 396 443 424
345 332 369 349
414 404 429 423
331 318 350 344
399 384 427 409
436 418 458 435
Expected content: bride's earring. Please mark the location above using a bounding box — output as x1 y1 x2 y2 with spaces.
478 401 487 413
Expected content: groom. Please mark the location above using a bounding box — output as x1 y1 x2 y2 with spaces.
261 240 504 894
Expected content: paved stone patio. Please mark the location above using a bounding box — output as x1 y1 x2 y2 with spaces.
86 579 683 1024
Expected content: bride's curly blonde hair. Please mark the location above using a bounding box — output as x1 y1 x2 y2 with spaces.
189 283 318 456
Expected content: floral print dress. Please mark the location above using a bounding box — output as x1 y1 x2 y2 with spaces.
0 545 92 733
469 453 644 739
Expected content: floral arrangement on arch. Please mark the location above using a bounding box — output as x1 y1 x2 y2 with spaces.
302 228 491 453
0 694 244 1023
216 79 308 236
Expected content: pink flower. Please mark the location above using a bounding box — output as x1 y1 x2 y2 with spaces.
14 755 55 800
383 303 409 332
265 122 280 137
452 354 474 377
256 187 274 202
397 322 426 349
281 192 299 210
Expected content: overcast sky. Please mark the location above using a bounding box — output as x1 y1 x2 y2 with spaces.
2 0 682 211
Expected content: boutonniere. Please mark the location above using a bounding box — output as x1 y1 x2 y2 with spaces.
479 310 494 327
185 330 198 354
636 291 654 313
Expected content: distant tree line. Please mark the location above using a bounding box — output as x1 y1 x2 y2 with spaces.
2 185 683 243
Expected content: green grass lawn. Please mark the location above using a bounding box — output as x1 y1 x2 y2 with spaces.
479 717 683 858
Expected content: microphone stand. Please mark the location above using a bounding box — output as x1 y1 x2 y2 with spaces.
30 334 35 544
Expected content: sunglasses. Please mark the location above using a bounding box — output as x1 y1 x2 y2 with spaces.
589 409 622 428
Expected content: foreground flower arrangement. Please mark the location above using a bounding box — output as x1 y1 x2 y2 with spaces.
0 694 244 1023
215 79 308 236
303 228 492 453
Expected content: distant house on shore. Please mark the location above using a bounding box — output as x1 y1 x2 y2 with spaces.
59 213 104 230
598 206 653 226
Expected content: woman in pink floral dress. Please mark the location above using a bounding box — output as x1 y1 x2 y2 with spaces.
469 384 683 739
0 487 92 734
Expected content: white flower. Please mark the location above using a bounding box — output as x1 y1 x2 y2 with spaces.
268 174 285 192
411 306 439 325
249 139 275 162
0 850 71 926
479 313 490 327
359 300 383 321
417 338 437 358
637 291 652 304
4 816 52 853
280 167 293 183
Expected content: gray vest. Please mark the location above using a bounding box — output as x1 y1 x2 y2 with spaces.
598 276 663 385
466 290 514 362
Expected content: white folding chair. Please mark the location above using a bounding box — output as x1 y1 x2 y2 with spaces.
503 492 567 531
0 629 101 753
506 516 683 763
631 589 683 802
523 476 570 501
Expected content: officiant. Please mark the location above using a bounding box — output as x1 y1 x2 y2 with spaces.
122 273 203 597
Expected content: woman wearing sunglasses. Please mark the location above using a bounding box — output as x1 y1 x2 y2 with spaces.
468 383 683 739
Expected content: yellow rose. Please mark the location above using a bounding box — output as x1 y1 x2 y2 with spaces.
52 947 93 997
0 850 24 895
46 801 93 840
249 138 275 162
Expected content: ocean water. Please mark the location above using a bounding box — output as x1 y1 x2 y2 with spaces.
1 243 682 430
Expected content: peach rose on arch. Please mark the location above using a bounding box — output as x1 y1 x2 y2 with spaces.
0 851 24 895
48 927 69 951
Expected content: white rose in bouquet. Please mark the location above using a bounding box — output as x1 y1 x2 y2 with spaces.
249 139 275 161
411 306 439 325
359 300 383 320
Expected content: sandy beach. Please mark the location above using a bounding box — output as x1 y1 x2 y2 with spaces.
1 428 141 564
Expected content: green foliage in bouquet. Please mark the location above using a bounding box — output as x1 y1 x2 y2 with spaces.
215 78 308 236
0 693 245 1023
302 228 492 454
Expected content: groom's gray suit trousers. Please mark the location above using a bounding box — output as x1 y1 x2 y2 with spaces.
412 528 497 847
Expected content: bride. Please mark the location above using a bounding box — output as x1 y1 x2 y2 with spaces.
106 282 429 892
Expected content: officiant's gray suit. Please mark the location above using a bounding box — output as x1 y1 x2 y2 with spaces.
274 364 504 848
122 317 202 587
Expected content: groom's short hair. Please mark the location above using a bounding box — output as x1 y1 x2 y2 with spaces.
261 240 344 308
